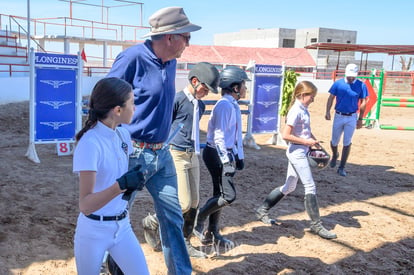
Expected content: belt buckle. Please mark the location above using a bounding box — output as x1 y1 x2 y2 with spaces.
152 143 163 150
133 140 163 150
115 210 126 221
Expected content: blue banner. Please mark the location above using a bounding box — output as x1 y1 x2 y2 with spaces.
251 64 283 134
35 67 77 141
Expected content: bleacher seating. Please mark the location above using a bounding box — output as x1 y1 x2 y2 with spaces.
0 30 28 77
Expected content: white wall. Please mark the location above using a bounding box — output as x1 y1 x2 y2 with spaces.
0 74 331 105
0 77 30 104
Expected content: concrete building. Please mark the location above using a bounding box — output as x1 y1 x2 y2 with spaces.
214 28 296 48
214 27 383 72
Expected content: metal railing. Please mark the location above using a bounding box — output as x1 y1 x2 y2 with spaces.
1 14 47 53
0 13 150 43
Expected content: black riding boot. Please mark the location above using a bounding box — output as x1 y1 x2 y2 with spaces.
106 254 124 275
183 208 207 258
337 144 351 176
304 194 337 239
193 197 225 242
330 142 339 168
255 187 284 224
203 209 234 247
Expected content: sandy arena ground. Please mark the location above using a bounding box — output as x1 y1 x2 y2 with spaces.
0 92 413 274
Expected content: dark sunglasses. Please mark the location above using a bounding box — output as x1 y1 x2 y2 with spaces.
175 33 191 43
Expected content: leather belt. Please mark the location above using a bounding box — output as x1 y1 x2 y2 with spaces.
86 210 128 221
170 145 194 153
335 111 354 116
133 140 163 150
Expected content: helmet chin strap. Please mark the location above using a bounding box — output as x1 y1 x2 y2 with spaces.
191 82 202 99
232 87 241 100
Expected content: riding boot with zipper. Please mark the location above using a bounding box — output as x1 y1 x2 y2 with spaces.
304 194 337 239
255 187 284 224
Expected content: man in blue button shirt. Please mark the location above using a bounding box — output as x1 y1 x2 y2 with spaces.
325 63 368 177
106 6 201 275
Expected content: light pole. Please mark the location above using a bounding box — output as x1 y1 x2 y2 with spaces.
27 0 31 51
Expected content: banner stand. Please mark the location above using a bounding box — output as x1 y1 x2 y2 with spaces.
267 62 287 147
243 77 260 150
26 49 82 163
25 142 40 163
248 63 286 147
266 132 287 147
243 60 261 150
26 49 41 163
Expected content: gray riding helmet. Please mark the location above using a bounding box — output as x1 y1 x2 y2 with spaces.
188 62 220 94
219 67 251 90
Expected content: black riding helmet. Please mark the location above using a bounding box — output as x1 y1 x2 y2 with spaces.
219 67 250 90
188 62 220 94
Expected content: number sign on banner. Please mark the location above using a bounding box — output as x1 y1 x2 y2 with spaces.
56 142 72 156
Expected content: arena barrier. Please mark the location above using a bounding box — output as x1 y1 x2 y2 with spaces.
82 63 286 149
374 80 414 130
382 98 414 102
203 100 250 115
381 102 414 108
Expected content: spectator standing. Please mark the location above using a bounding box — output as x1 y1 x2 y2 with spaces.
325 64 368 176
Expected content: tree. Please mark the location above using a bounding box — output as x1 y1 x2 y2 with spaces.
399 56 413 71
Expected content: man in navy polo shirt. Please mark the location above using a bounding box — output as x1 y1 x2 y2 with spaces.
325 63 368 177
106 6 201 275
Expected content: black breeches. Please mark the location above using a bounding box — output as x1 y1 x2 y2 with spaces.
202 146 236 204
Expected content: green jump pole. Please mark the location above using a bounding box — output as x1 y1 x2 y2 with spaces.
382 98 414 102
380 125 414 131
375 70 385 121
381 103 414 108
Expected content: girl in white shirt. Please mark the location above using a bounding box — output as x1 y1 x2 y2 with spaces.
255 81 337 240
73 77 149 274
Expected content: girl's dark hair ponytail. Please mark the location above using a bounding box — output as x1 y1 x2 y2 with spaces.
75 77 132 141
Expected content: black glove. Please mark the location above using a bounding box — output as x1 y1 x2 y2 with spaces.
117 165 145 197
227 151 235 163
235 154 244 170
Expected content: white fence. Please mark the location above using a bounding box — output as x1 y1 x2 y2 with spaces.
0 73 332 105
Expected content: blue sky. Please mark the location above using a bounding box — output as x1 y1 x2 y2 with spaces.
3 0 413 68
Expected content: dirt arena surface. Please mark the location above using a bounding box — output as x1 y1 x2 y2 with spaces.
1 92 413 274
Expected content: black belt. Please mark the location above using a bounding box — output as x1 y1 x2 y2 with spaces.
206 142 232 151
335 111 354 116
170 145 194 153
86 210 128 221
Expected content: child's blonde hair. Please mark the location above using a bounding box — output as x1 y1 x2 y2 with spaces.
287 80 318 110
